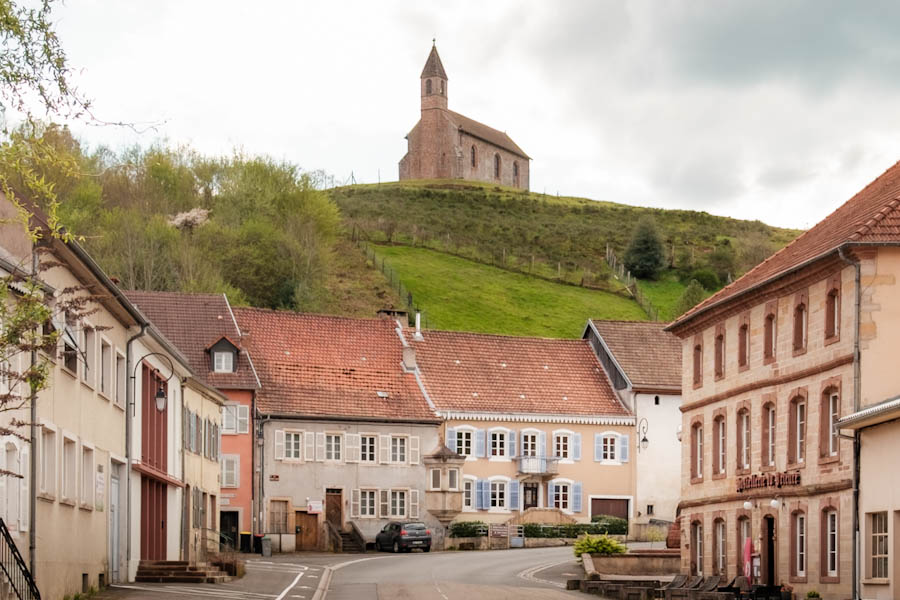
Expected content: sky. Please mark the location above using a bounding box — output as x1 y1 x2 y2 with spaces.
31 0 900 229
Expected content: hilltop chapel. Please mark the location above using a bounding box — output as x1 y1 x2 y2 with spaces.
399 44 531 190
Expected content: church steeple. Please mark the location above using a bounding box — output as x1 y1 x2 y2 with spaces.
420 41 448 111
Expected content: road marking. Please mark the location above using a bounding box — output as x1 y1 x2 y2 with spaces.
516 558 572 589
275 572 306 600
111 584 276 599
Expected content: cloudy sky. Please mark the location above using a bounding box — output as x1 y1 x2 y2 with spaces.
38 1 900 229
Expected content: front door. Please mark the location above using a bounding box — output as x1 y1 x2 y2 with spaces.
140 477 168 560
296 511 319 550
109 475 120 581
763 516 776 586
523 483 539 509
326 489 343 530
220 511 239 550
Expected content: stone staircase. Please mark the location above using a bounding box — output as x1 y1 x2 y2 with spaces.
339 531 365 553
136 560 231 583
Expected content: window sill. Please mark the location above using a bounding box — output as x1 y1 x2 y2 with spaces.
786 461 806 471
60 366 78 380
487 508 511 514
488 457 511 462
861 578 889 585
792 346 808 358
824 334 840 347
763 356 776 366
712 472 726 480
760 464 776 473
59 497 76 508
692 381 703 390
598 460 622 466
818 454 840 466
738 363 750 373
80 380 95 392
690 476 703 485
735 468 750 476
819 575 839 584
37 492 55 503
113 401 125 412
98 390 112 402
789 574 807 583
79 503 94 512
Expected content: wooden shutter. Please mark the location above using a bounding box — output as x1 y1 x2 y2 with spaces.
315 432 326 461
573 482 583 513
379 490 389 518
508 430 516 458
238 405 250 434
573 433 582 461
594 433 602 461
475 430 486 457
410 489 419 519
446 427 456 453
548 482 556 508
509 480 520 511
305 431 316 462
539 431 547 458
274 430 285 460
481 479 490 509
619 434 630 463
409 436 420 465
351 489 360 518
379 435 391 464
345 433 360 463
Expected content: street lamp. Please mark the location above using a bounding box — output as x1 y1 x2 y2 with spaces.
637 418 649 452
131 352 176 413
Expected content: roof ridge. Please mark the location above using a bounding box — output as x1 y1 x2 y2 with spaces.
417 328 588 343
232 305 391 324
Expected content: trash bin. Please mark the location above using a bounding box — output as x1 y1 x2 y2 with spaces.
254 533 265 554
261 536 272 557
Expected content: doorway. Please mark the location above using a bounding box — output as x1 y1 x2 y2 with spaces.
140 477 167 561
109 473 120 581
326 489 343 531
220 511 239 550
296 511 319 550
523 483 539 510
763 515 776 586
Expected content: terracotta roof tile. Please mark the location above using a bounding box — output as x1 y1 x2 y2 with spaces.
233 308 438 422
673 160 900 328
125 291 259 390
587 320 682 392
446 110 530 160
409 329 629 418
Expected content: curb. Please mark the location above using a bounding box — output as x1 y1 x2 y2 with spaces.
313 556 385 600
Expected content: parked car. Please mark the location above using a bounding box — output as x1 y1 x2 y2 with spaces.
375 521 432 552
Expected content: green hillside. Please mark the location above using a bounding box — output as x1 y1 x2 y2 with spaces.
369 245 647 337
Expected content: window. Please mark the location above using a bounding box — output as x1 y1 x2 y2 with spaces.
647 504 654 516
440 80 444 95
490 430 506 458
390 490 406 517
602 434 617 461
213 351 233 373
494 154 501 178
471 145 476 168
222 405 237 434
714 519 726 575
555 433 570 459
456 429 473 457
4 444 20 530
100 341 112 397
448 468 458 491
521 432 537 457
713 416 726 475
425 79 432 95
553 482 570 510
693 341 703 386
793 296 807 352
116 353 126 406
790 396 806 464
62 437 76 502
870 512 888 579
490 480 507 509
824 509 838 578
738 320 750 368
763 403 776 467
738 517 751 574
429 468 441 491
793 512 806 577
391 436 407 463
463 479 475 510
513 162 519 179
691 424 703 479
81 445 94 508
325 434 342 461
284 432 302 460
83 327 95 385
221 455 239 488
764 309 777 362
824 391 840 457
360 435 376 462
39 426 56 496
62 314 78 373
825 281 840 340
360 490 376 517
269 500 289 533
692 521 704 576
738 409 750 471
714 328 725 379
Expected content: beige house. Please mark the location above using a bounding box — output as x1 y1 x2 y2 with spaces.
666 160 900 598
408 327 636 525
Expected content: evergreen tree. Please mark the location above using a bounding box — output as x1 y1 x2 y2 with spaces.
676 279 707 316
623 217 665 279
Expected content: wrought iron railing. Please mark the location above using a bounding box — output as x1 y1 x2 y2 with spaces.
0 518 40 600
515 456 560 475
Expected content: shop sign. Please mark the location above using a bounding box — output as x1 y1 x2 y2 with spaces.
736 471 801 493
490 524 508 538
307 500 323 514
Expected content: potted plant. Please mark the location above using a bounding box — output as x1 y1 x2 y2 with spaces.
780 582 793 600
806 591 821 599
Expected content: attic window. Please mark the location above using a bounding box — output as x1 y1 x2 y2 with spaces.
213 351 234 373
376 391 389 398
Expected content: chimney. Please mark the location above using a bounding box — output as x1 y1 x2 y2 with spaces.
402 346 417 372
414 310 424 341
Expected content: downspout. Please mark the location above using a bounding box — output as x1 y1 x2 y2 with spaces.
838 246 861 600
125 324 147 579
29 248 38 578
179 378 186 562
252 389 258 539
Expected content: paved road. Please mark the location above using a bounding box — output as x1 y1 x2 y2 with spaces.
326 546 583 600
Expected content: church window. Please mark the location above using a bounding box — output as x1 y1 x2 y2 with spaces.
441 80 445 95
471 146 477 168
513 162 519 177
426 79 432 95
494 154 501 178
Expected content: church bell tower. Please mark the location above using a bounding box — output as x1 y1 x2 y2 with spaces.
421 41 448 111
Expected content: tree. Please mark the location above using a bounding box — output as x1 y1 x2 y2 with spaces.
676 279 707 316
623 217 665 279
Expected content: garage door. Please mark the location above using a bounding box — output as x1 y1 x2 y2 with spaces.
591 498 629 520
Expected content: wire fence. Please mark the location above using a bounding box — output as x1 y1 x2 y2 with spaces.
605 245 660 322
356 240 429 329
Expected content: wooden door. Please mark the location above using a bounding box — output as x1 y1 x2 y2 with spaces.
523 483 538 509
220 511 239 550
296 512 319 550
326 489 342 530
590 497 629 520
140 477 167 560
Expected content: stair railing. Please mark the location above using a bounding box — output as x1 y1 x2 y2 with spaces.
324 521 343 553
0 518 40 600
347 521 367 553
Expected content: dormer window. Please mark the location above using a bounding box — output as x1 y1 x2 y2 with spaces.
214 351 234 373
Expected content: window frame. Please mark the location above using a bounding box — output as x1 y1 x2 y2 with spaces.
488 428 509 460
763 301 778 364
455 427 474 458
692 520 704 576
690 419 704 483
821 508 839 581
390 435 408 464
824 274 841 344
360 434 377 463
390 489 407 518
714 518 726 576
359 489 377 518
738 313 750 370
791 511 807 580
428 468 441 491
488 476 509 512
792 290 809 355
736 407 751 473
325 433 342 462
213 350 234 373
283 430 302 461
713 413 726 477
692 334 703 388
762 400 776 469
714 324 725 380
869 511 889 580
789 391 807 467
462 476 477 511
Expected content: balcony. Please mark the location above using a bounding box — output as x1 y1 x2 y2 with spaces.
516 456 560 476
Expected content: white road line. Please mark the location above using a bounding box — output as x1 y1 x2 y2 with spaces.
110 584 276 599
516 558 572 589
275 572 306 600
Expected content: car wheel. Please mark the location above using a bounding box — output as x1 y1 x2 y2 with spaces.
393 541 399 553
375 540 381 552
424 546 431 553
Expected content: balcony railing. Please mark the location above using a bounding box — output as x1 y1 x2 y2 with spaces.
516 456 560 475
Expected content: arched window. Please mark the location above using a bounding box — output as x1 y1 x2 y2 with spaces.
471 145 477 168
494 154 501 178
425 79 432 95
691 520 704 576
792 510 807 578
789 393 807 465
440 80 445 95
713 518 726 576
762 401 776 467
713 415 726 475
513 162 519 177
714 324 725 379
737 408 751 471
738 315 750 368
737 516 751 575
691 421 703 480
793 290 808 353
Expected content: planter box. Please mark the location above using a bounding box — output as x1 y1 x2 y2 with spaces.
590 551 680 576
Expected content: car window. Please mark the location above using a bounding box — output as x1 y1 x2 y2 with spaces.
405 522 426 530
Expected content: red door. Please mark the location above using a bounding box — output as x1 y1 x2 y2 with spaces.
141 477 168 560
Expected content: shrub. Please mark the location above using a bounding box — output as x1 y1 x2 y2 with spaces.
590 514 629 535
806 592 821 599
689 268 719 290
573 534 627 558
523 520 627 538
449 521 487 538
624 217 665 279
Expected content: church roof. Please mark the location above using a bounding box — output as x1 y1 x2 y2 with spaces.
447 110 531 160
421 45 448 79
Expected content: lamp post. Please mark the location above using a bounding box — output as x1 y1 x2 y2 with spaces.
637 417 649 452
131 352 176 414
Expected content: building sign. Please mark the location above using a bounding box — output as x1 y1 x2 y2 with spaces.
490 524 509 538
307 500 323 514
269 474 280 481
736 471 801 493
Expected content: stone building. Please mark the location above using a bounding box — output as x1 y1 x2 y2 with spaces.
398 44 530 189
665 160 900 598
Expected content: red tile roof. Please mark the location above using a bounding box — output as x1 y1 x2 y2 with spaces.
673 160 900 329
408 329 630 418
447 110 531 160
233 308 438 422
124 291 259 390
587 321 682 392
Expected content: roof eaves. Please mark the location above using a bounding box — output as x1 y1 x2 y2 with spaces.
583 320 633 389
838 396 900 429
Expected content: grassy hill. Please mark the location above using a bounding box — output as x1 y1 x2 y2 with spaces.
369 245 647 337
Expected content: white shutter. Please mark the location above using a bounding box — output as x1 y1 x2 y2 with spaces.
305 431 316 462
409 436 420 465
379 489 389 518
410 489 419 519
222 405 236 433
0 448 6 522
19 447 28 531
619 434 630 463
274 430 285 460
345 434 360 463
351 489 360 518
316 432 326 461
379 435 391 464
237 405 250 434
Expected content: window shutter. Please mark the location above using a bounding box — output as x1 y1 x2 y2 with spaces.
509 480 520 511
379 489 389 518
379 435 391 464
446 427 457 453
410 489 419 519
475 430 486 458
305 431 316 461
508 430 516 458
351 489 360 518
619 434 630 463
573 482 583 513
548 482 556 508
345 433 360 463
238 405 250 434
474 480 483 510
594 433 602 461
19 447 28 531
183 406 189 449
0 450 6 521
539 431 547 458
316 432 326 461
573 433 582 461
481 479 490 509
222 405 236 433
409 436 420 465
274 430 285 460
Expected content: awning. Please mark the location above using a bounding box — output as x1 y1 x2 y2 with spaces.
838 396 900 430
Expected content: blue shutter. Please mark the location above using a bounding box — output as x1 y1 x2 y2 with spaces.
481 479 491 509
547 482 556 508
446 427 457 453
594 433 602 461
475 480 484 510
573 482 583 513
573 433 582 461
619 434 630 463
508 430 516 458
509 480 520 511
475 429 486 458
539 431 547 457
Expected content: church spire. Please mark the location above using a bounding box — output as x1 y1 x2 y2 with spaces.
420 43 448 80
420 42 448 111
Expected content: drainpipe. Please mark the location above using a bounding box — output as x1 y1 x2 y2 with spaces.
28 248 38 579
838 246 861 600
125 324 147 579
179 378 186 562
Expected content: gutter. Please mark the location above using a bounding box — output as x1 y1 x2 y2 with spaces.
125 323 147 578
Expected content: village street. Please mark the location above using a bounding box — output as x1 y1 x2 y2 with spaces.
98 547 582 600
